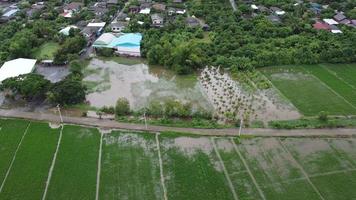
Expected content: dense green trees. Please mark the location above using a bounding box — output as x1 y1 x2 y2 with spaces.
1 74 50 100
53 35 86 64
182 0 356 71
47 74 87 105
142 21 207 74
115 98 130 116
1 58 87 106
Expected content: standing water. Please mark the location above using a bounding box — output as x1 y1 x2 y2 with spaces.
84 58 213 111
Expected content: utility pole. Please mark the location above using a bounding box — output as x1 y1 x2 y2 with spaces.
57 104 63 123
238 118 243 137
143 109 148 130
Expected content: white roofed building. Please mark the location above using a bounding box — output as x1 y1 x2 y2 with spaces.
323 19 339 25
0 58 37 82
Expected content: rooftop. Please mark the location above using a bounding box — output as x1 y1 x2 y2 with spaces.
0 58 37 82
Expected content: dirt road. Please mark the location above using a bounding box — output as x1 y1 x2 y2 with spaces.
0 109 355 137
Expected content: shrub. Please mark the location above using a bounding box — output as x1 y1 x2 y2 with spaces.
69 60 84 74
115 97 130 116
96 48 114 57
318 111 328 122
100 106 115 114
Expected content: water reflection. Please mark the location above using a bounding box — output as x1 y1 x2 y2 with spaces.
84 58 213 111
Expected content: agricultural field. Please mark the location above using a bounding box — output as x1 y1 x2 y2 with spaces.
260 64 356 116
0 118 356 199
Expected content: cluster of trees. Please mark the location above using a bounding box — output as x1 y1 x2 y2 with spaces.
53 32 86 64
0 20 60 64
136 0 356 74
139 17 208 74
113 97 212 120
184 0 356 70
0 61 87 105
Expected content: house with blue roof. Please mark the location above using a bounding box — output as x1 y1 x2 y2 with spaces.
93 33 142 57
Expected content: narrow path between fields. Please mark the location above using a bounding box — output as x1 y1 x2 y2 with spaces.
211 138 239 200
155 133 168 200
42 125 64 200
230 138 266 200
278 139 326 200
0 109 356 137
0 122 31 193
95 132 104 200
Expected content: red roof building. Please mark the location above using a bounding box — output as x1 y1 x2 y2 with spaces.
313 22 330 30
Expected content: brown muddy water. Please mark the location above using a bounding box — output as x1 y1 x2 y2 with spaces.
83 59 300 122
84 58 213 111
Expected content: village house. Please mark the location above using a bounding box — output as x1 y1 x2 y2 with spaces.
89 2 108 18
110 22 126 32
313 21 330 30
152 3 166 12
151 13 164 27
81 22 106 43
257 5 269 13
59 25 79 36
268 15 281 23
333 13 346 22
61 2 83 18
270 7 285 15
26 2 45 18
309 2 322 15
129 5 140 13
0 58 37 82
93 33 143 57
106 0 118 8
1 8 18 22
186 16 200 28
173 0 183 3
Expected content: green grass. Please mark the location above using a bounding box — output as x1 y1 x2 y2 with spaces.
117 116 232 129
160 137 234 200
46 125 100 200
323 64 356 88
310 171 356 200
301 65 356 107
269 117 356 129
214 138 262 200
99 132 163 200
282 138 355 175
237 138 322 199
262 179 322 200
33 42 60 60
261 65 356 116
0 122 60 200
0 119 29 182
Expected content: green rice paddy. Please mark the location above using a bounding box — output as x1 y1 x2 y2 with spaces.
0 118 356 200
260 64 356 116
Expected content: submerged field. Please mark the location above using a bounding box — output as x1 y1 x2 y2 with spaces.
261 64 356 116
0 118 356 199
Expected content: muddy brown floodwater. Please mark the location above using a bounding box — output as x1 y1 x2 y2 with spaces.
84 58 213 111
83 59 300 123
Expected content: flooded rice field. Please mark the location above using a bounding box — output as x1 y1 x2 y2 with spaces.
83 58 300 122
84 58 213 111
200 67 300 122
